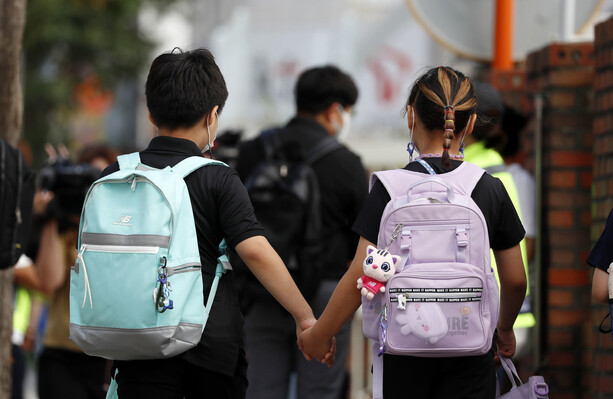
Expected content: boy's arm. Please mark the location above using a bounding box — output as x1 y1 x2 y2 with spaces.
234 235 315 333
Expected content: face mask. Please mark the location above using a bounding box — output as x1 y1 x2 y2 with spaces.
334 106 352 143
202 111 218 155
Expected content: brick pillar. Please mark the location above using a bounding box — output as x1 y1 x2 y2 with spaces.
488 68 527 111
525 42 594 399
589 18 613 398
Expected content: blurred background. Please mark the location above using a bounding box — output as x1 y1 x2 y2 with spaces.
9 1 613 398
21 0 612 170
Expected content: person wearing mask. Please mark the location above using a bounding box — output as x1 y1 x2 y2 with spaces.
99 48 322 399
235 65 368 399
299 66 526 399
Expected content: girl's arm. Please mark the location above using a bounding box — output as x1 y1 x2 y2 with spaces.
299 236 373 361
493 244 527 358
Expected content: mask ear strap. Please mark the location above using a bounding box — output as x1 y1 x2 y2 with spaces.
204 112 215 159
406 107 416 161
459 123 468 156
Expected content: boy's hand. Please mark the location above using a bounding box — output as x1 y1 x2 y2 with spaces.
298 326 336 367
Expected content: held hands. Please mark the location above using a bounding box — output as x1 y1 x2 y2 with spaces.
297 325 336 367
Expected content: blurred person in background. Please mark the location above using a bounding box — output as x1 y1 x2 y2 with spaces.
235 65 368 399
35 143 117 399
8 139 37 399
588 209 613 304
498 105 535 264
463 82 535 364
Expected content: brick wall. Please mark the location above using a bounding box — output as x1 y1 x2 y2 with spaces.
589 18 613 399
521 42 594 398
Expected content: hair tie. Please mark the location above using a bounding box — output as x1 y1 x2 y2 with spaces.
443 148 449 152
444 105 454 110
445 120 454 123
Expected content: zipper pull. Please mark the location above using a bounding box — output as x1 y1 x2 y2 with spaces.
397 293 407 310
130 177 137 191
72 245 86 273
378 304 388 356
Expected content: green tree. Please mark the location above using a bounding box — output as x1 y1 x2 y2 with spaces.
23 0 178 165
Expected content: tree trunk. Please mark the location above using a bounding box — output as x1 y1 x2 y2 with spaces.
0 0 27 397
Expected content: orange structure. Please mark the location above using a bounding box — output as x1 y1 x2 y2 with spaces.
493 0 514 70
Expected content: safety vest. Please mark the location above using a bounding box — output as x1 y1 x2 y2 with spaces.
464 142 536 329
12 287 31 345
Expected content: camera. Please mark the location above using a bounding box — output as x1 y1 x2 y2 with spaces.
37 157 101 224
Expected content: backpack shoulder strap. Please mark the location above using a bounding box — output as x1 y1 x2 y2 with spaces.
439 161 486 196
117 152 141 170
259 128 282 160
369 169 425 200
172 156 228 178
304 137 343 165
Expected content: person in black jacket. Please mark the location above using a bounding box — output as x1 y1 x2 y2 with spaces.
235 65 368 399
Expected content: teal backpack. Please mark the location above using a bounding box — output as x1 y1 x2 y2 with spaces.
69 152 230 360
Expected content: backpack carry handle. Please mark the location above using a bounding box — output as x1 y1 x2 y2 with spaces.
406 177 454 202
118 152 142 170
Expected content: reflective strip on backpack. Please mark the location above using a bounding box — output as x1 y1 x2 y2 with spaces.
81 232 170 248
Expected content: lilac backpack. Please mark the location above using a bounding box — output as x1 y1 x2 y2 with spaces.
362 161 499 398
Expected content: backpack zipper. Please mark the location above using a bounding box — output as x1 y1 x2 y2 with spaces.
81 244 160 254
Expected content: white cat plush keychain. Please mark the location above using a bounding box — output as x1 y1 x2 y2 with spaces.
357 245 401 300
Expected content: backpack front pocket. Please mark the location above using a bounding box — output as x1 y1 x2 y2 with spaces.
72 243 164 329
383 262 494 357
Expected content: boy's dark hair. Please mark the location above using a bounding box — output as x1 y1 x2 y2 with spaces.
145 48 228 130
294 65 358 114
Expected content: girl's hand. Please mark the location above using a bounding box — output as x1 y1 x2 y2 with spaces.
298 326 336 367
495 328 516 365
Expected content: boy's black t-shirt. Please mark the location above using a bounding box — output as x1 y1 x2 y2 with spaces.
101 136 264 377
352 158 525 250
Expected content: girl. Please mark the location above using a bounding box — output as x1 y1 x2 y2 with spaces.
299 66 527 398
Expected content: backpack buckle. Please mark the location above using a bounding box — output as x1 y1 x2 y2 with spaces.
456 228 468 247
400 230 412 251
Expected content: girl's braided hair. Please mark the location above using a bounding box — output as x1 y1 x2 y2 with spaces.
405 67 477 169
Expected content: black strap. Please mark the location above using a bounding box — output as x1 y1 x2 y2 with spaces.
304 136 343 165
259 128 283 161
258 128 342 166
599 312 612 334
